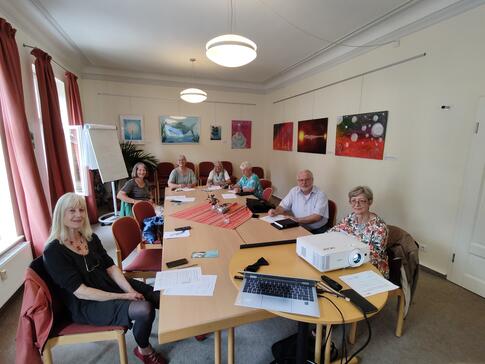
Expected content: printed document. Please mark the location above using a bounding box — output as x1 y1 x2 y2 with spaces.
339 270 398 297
154 267 201 291
163 275 217 296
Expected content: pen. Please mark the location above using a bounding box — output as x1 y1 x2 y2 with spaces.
234 275 243 280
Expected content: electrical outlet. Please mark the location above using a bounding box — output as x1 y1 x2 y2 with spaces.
419 244 427 252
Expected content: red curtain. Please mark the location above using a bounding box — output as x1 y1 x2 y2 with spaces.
31 48 74 207
65 72 98 224
0 19 50 257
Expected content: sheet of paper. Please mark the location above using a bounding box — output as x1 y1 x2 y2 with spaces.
178 197 196 202
163 275 217 296
227 189 237 194
165 195 186 201
222 193 237 199
175 187 195 192
154 267 201 291
163 230 191 239
339 270 399 297
260 214 286 223
207 185 222 191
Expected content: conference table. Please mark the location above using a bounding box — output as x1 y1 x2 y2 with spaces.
157 186 388 364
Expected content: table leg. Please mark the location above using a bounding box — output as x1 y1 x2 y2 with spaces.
296 322 309 364
228 327 235 364
348 322 357 344
314 323 323 364
324 324 332 364
214 330 221 364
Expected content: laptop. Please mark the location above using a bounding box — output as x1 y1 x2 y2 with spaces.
235 272 320 317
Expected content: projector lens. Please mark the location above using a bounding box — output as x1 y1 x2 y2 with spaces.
352 252 362 264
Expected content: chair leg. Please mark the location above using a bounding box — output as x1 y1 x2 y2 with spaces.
117 331 128 364
396 292 405 337
42 342 53 364
314 323 323 364
348 322 357 344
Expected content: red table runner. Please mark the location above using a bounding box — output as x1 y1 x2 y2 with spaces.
170 202 252 229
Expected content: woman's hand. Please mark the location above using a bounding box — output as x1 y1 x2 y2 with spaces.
122 291 145 301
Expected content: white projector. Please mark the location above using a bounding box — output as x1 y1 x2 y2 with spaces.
296 232 370 272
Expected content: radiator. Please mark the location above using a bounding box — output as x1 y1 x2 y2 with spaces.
0 241 32 308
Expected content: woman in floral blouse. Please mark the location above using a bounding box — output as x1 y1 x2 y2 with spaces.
330 186 389 278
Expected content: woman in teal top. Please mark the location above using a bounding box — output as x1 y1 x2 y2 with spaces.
233 161 263 198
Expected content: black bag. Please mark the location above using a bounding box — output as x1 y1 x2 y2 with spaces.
246 198 272 213
270 333 338 364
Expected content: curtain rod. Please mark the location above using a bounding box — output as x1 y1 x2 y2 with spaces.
22 43 70 73
273 52 427 104
97 92 256 106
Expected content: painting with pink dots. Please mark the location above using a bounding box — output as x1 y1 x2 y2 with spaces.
335 111 388 160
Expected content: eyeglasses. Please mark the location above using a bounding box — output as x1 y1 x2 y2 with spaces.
297 178 312 183
83 255 100 272
350 199 369 206
244 257 269 272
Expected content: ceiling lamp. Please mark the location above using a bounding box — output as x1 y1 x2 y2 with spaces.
206 0 257 68
180 58 207 103
180 88 207 103
206 34 257 68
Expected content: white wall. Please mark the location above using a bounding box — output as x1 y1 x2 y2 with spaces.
80 80 266 178
263 5 485 274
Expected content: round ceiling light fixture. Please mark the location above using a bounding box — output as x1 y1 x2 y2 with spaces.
180 88 207 103
206 34 257 68
180 58 207 103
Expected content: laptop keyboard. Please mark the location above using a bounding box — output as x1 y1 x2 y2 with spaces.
243 276 314 301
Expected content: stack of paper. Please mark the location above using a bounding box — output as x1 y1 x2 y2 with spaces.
154 267 217 296
175 187 196 192
163 230 191 239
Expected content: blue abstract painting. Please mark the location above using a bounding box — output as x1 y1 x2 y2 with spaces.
160 115 200 144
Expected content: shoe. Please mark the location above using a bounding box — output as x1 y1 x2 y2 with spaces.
133 347 167 364
195 333 209 341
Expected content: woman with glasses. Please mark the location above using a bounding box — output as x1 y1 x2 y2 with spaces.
330 186 389 278
43 193 166 364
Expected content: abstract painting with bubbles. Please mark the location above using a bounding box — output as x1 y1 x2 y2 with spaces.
335 111 388 160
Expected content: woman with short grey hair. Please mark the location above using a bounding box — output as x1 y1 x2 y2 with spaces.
232 161 263 198
168 155 197 188
331 186 389 278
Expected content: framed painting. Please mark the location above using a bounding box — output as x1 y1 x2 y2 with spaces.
120 115 144 143
273 122 293 151
297 118 328 154
210 125 221 140
231 120 251 149
160 115 200 144
335 111 388 160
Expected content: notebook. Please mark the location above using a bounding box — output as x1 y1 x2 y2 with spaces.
271 218 299 230
235 272 320 317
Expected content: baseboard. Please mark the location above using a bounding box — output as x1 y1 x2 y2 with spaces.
419 264 447 279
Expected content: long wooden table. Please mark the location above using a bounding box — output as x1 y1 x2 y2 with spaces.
158 187 308 363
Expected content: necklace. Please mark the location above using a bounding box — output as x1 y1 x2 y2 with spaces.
68 232 89 255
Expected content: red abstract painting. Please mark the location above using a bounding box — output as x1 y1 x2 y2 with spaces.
273 122 293 151
231 120 252 149
297 118 328 154
335 111 388 160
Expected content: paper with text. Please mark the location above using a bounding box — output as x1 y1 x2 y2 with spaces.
163 275 217 296
154 267 201 291
339 270 398 297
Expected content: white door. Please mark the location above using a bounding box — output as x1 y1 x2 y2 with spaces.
448 97 485 297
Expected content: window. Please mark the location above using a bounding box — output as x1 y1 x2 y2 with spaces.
55 78 88 195
31 65 88 196
0 107 21 253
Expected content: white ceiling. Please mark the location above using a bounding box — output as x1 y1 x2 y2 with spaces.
2 0 484 91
